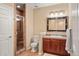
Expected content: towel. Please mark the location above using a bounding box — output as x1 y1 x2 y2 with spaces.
65 29 73 54
38 32 46 55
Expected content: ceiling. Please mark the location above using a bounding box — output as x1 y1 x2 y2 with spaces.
16 3 59 9
27 3 58 9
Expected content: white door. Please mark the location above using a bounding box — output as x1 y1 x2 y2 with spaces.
71 3 79 56
0 4 14 56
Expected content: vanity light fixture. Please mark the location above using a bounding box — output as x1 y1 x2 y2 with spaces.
50 13 54 17
48 12 54 18
59 11 65 17
59 12 64 16
54 11 58 17
48 10 65 18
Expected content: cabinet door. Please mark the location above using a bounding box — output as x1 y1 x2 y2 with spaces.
60 39 66 51
50 39 59 53
43 38 50 52
58 39 66 55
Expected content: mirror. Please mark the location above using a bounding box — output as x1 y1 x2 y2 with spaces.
47 16 68 32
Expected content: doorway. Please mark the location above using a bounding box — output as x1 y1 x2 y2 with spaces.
15 3 26 55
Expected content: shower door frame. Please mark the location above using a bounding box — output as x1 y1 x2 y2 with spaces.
13 4 26 56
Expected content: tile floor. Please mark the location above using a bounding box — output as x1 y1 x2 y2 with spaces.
17 50 58 56
16 50 38 56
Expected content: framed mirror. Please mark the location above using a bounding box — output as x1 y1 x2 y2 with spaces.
47 16 68 32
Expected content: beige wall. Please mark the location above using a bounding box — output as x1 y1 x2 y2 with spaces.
33 3 69 35
26 4 34 50
25 3 71 50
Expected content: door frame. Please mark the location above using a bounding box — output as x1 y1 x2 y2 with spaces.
13 4 26 56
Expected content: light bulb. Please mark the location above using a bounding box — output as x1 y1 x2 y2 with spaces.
54 12 58 17
50 13 54 17
17 5 21 8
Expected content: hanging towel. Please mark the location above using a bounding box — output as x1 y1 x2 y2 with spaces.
38 32 46 55
65 29 73 54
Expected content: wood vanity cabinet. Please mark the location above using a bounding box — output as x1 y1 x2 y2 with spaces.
43 38 70 56
43 38 50 52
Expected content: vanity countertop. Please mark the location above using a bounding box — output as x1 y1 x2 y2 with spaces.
43 35 66 39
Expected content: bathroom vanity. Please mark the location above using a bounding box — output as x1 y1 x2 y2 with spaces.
43 35 70 56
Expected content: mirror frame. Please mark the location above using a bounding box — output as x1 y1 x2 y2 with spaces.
47 16 68 32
